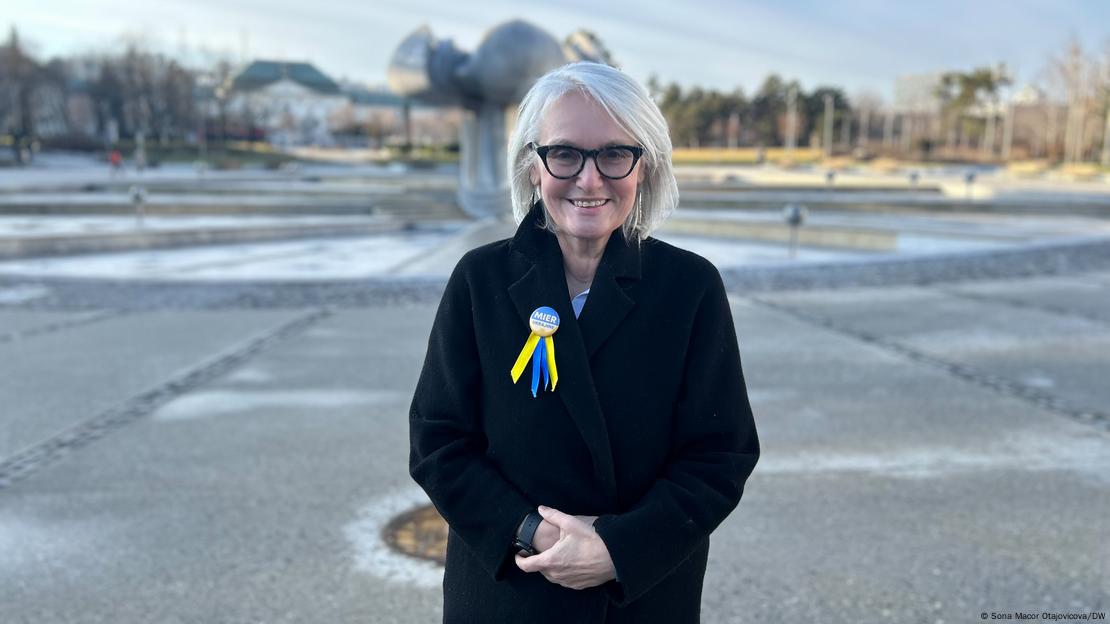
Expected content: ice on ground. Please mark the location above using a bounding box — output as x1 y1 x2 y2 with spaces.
344 486 444 588
0 230 459 281
0 215 391 239
756 428 1110 483
654 233 873 265
0 284 49 303
153 389 406 421
0 229 868 281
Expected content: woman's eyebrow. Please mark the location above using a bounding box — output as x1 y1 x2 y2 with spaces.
546 139 632 148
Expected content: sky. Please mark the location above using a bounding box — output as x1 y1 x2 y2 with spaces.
6 0 1110 100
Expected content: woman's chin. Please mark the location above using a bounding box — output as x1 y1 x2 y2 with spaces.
561 220 615 241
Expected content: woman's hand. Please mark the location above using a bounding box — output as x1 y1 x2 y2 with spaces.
532 518 560 552
533 514 597 553
515 506 615 590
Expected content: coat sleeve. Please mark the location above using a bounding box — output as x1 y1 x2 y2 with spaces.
592 265 760 606
409 258 535 581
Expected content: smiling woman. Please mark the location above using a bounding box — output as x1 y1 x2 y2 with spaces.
409 61 760 624
530 91 642 251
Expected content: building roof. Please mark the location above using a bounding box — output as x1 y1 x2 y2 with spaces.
231 60 341 95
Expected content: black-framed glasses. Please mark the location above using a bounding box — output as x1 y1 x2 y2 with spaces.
529 143 644 180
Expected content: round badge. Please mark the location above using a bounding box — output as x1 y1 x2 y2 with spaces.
529 306 560 337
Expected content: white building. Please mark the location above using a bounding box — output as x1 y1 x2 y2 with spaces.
227 60 349 146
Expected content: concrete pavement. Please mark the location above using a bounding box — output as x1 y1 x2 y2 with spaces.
1 269 1107 622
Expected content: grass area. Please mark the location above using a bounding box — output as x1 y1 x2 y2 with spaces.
132 141 294 169
671 147 824 165
672 149 1110 179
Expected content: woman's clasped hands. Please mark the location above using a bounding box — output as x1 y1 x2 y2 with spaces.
514 505 617 590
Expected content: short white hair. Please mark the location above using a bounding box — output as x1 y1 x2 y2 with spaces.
507 62 678 242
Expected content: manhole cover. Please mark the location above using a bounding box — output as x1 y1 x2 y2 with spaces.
383 504 448 565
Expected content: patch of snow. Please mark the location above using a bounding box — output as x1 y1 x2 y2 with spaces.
344 486 444 588
153 389 405 421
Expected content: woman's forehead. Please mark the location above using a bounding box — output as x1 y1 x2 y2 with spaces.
539 91 635 146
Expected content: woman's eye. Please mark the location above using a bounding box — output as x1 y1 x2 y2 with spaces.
549 148 578 162
601 148 632 162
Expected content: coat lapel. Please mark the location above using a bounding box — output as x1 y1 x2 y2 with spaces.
577 226 639 359
506 204 641 507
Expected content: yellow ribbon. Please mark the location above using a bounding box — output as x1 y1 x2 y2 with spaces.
545 336 558 390
510 334 539 383
509 333 559 392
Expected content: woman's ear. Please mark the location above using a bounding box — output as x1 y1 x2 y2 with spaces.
529 162 540 187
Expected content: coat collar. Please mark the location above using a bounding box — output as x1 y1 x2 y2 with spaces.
509 201 641 359
506 202 641 507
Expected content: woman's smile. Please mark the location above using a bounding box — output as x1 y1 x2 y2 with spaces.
567 198 610 212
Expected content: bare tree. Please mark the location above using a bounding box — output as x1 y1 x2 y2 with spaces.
0 27 42 163
1043 37 1106 163
851 90 883 150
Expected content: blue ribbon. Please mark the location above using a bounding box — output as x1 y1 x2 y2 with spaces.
540 337 550 391
531 336 548 397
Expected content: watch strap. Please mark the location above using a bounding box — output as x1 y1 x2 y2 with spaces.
512 511 542 555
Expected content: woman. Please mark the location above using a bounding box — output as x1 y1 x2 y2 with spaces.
409 61 759 623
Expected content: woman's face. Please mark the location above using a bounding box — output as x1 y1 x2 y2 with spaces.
531 91 644 244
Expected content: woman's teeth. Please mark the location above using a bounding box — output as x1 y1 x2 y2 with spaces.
570 199 607 207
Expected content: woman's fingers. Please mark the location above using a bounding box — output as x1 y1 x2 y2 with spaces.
537 505 584 533
515 548 551 573
516 530 608 587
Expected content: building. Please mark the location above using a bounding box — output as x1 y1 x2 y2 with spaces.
226 60 349 146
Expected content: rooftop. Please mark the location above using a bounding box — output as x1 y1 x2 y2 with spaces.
230 60 341 95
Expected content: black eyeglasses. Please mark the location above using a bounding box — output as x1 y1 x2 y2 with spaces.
529 143 644 180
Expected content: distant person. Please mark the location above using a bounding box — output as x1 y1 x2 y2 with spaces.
409 62 760 623
108 149 122 177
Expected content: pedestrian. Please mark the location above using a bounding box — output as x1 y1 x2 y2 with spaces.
409 61 760 623
109 148 122 177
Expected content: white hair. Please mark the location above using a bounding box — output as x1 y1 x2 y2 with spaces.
507 62 678 242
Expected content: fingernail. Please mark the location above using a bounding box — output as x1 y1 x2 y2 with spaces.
538 505 548 511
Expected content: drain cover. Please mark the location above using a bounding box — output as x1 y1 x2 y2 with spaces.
383 504 448 564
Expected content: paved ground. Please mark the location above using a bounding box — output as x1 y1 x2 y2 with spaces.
1 267 1107 623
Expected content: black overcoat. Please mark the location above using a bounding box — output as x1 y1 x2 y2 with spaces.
409 203 760 623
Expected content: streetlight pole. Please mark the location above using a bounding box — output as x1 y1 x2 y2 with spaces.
840 109 851 149
1101 105 1110 166
823 94 833 157
1002 100 1015 162
883 108 894 148
785 85 797 156
859 107 870 150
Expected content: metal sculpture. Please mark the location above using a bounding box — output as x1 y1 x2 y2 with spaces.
388 20 611 218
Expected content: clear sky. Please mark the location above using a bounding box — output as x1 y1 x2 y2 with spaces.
6 0 1109 100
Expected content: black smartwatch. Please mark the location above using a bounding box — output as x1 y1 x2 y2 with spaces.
512 511 543 556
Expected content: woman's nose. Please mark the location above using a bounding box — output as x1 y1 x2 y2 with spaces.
576 158 604 189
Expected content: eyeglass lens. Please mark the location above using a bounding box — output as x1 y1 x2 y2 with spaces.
545 147 636 178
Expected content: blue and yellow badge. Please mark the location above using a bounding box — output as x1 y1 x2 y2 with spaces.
510 306 560 397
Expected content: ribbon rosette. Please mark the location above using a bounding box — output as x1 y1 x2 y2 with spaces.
510 306 560 397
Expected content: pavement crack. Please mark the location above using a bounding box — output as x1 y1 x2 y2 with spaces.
0 310 125 344
934 286 1110 327
0 307 332 491
744 295 1110 432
